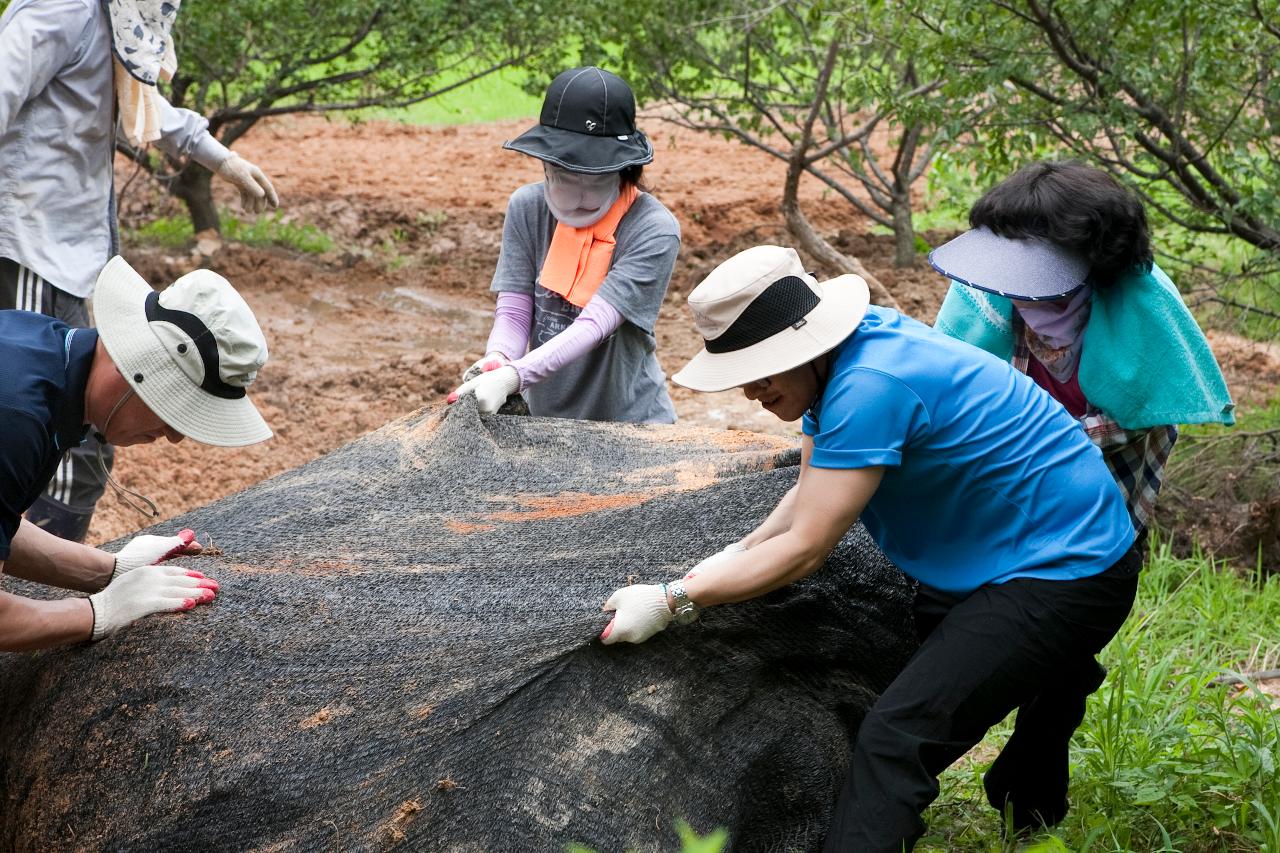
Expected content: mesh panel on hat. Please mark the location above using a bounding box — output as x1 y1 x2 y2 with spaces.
705 276 821 354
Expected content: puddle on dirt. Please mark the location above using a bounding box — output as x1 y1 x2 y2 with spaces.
388 287 492 319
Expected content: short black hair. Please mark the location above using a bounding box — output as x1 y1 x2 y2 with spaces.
969 161 1153 288
619 164 647 191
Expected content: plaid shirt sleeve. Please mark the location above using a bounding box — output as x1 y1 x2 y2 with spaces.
1010 314 1176 534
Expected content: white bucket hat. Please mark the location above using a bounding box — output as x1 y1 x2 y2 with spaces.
672 246 870 392
94 256 272 447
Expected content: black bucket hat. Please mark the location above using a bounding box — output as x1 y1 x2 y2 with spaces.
503 67 654 175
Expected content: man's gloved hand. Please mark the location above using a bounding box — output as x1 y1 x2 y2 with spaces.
684 540 748 580
215 153 280 214
87 565 219 641
601 584 673 645
461 353 510 383
110 528 201 581
447 365 520 414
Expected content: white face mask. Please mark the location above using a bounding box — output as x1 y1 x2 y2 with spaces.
542 164 620 228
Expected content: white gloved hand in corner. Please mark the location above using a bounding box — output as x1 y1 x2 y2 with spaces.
110 528 201 581
88 565 219 641
215 153 280 214
447 365 520 414
461 352 511 383
600 584 672 645
684 540 748 580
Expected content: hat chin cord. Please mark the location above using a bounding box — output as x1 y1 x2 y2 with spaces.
92 388 161 520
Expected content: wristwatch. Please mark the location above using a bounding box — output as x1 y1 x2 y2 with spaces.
667 580 700 625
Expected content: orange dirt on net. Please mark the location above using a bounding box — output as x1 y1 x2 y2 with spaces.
443 519 496 535
487 492 655 522
378 798 424 845
300 708 333 729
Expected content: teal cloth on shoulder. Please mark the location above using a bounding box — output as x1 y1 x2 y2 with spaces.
933 265 1235 429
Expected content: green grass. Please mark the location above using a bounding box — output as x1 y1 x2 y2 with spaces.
920 541 1280 852
359 64 540 126
128 210 334 254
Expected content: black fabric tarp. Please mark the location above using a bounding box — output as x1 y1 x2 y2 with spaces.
0 399 915 852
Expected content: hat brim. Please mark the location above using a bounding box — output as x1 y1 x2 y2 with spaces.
672 275 871 393
94 257 272 447
928 228 1089 301
503 124 654 174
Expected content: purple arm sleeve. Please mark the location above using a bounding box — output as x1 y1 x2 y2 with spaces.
511 295 625 389
484 292 534 360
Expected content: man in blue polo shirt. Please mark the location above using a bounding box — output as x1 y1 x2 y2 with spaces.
599 246 1139 851
0 256 272 651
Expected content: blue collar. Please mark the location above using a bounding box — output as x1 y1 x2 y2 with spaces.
53 327 99 452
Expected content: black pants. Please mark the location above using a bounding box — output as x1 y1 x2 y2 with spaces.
1 258 114 541
824 544 1142 852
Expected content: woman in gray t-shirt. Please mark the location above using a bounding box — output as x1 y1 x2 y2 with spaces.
448 67 680 424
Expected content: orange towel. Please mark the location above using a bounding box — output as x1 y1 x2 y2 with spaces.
539 184 638 309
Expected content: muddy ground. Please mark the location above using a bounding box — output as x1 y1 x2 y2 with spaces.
92 116 1280 565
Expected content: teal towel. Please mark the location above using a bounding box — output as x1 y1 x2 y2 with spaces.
934 264 1235 429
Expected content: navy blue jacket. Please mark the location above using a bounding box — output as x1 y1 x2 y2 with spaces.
0 311 95 559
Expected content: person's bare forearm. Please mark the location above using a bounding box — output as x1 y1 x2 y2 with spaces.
741 482 801 548
686 529 828 606
741 436 815 548
4 519 114 592
0 591 93 651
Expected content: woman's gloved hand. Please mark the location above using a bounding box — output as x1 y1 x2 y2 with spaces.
88 565 219 641
600 584 672 645
448 365 520 414
461 353 511 383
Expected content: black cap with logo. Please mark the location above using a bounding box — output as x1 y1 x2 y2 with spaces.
503 67 654 174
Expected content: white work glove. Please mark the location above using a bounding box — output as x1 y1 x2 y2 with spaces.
684 540 748 580
461 352 510 383
447 365 520 414
110 528 201 581
601 584 673 645
215 153 280 214
87 565 219 641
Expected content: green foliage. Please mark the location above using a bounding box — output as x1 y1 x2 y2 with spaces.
921 540 1280 851
128 211 333 254
129 215 195 250
568 0 992 267
362 65 540 126
170 2 553 142
920 0 1280 255
566 819 727 853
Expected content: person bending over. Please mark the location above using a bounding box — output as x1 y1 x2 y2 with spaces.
932 161 1233 542
0 257 272 651
601 245 1139 851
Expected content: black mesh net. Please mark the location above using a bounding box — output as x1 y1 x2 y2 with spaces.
705 276 821 354
0 398 915 852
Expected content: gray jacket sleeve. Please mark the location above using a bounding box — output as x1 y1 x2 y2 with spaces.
0 0 96 134
153 95 229 167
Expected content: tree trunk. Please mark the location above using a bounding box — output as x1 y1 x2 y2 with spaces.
891 190 917 269
890 115 922 269
172 162 221 235
781 160 900 310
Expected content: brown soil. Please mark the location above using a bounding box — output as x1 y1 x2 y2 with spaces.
88 115 1280 565
485 492 657 522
